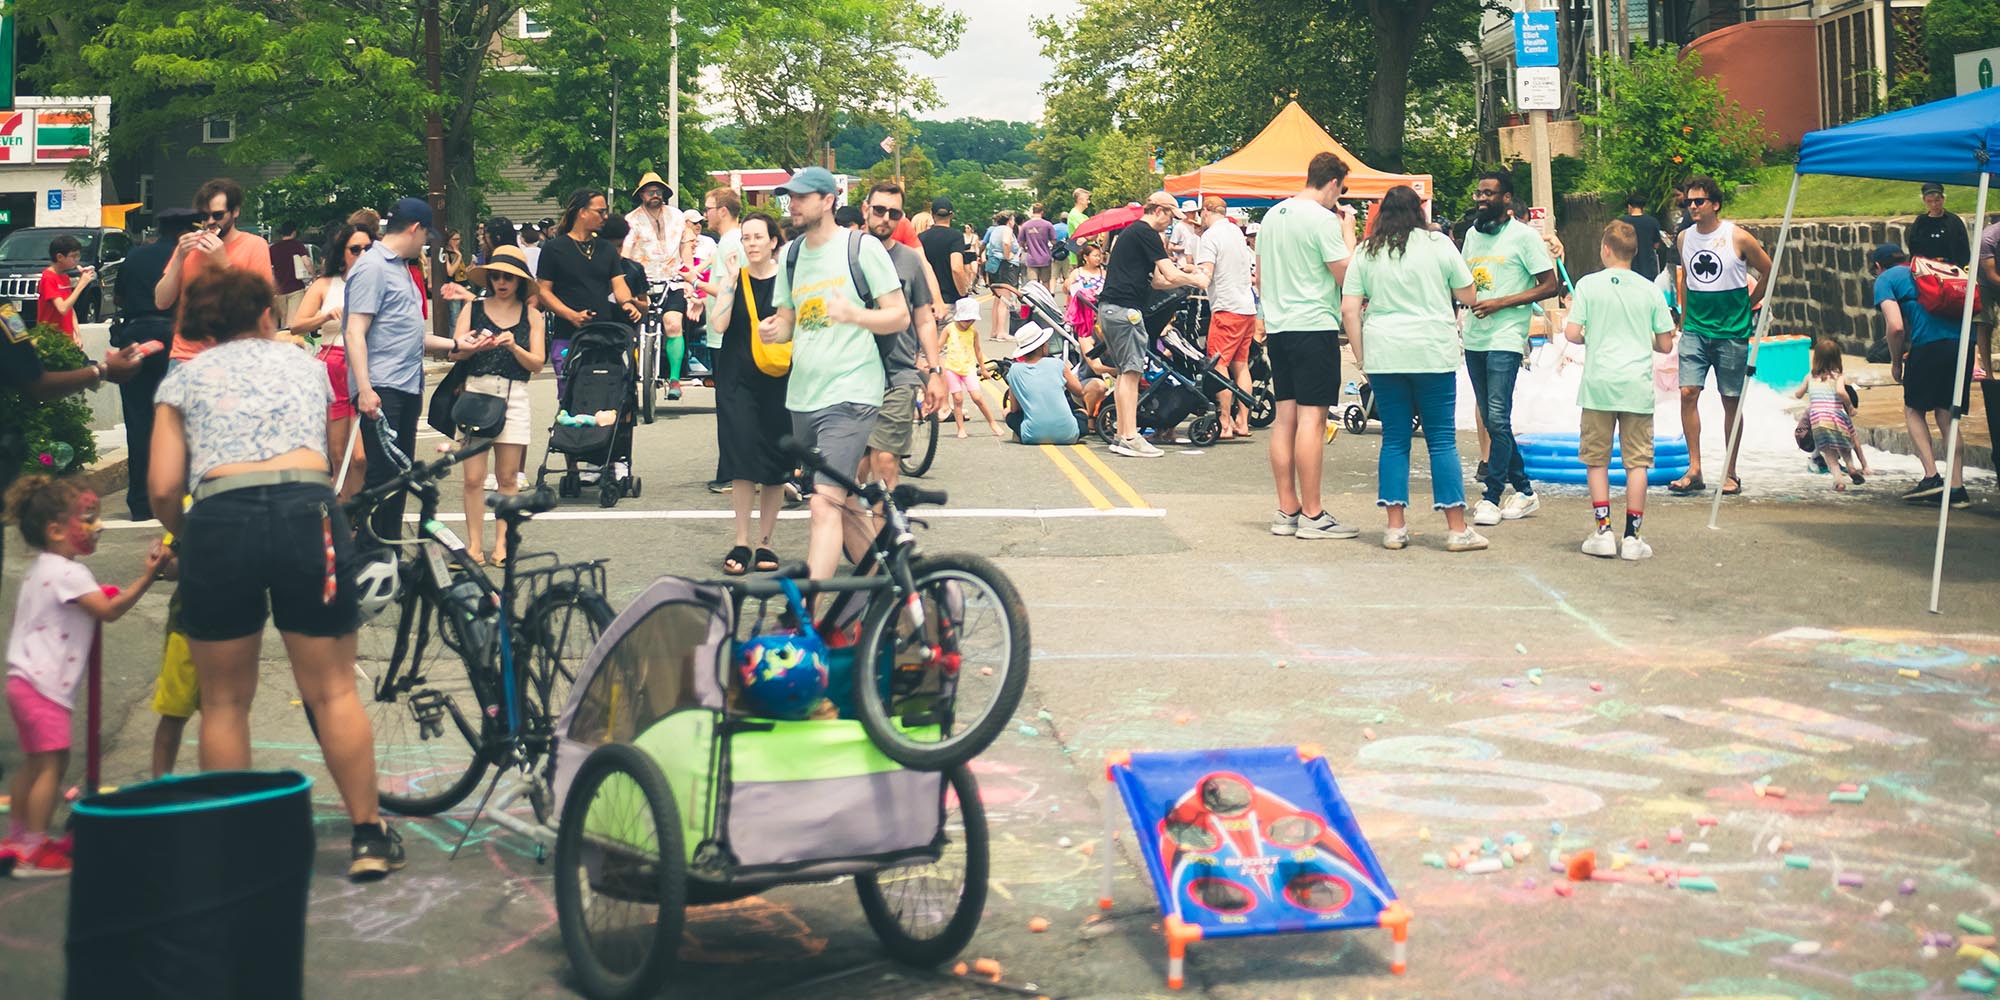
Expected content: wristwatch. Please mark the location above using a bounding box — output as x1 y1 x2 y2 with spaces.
90 360 107 383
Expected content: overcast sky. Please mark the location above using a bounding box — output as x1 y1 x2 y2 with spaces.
905 0 1067 123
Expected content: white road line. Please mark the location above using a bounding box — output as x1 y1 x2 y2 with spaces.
101 506 1168 529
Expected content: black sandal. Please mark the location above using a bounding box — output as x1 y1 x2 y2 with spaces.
1722 477 1743 496
753 546 780 572
1667 475 1706 496
722 545 752 577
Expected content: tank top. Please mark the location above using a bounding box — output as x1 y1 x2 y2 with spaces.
323 276 346 313
1681 220 1751 339
462 300 533 380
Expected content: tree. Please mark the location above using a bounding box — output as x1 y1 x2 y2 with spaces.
1923 0 2000 98
853 142 937 209
1582 45 1770 214
935 159 1012 226
716 0 964 169
1087 130 1161 209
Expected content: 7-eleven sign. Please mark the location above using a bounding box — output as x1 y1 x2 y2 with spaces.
0 112 28 163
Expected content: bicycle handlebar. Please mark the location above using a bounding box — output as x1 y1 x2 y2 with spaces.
351 418 495 508
487 487 557 520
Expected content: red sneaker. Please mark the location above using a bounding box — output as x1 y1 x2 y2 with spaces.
14 841 72 878
46 833 73 856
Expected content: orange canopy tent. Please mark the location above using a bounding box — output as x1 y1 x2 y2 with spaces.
1165 102 1432 205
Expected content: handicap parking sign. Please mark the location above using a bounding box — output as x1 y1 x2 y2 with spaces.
46 189 61 211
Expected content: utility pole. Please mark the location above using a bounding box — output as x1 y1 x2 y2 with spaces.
609 79 619 193
1526 0 1556 237
424 0 446 333
668 3 679 209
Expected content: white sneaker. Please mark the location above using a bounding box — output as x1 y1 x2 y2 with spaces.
1500 492 1540 520
1620 535 1654 561
1581 528 1618 558
1110 435 1164 458
1296 511 1360 540
1271 510 1300 536
1446 528 1490 552
1472 500 1503 526
483 474 498 492
1382 527 1409 550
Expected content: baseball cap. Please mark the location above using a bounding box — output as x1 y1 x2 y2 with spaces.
953 298 981 323
1921 182 1945 196
683 209 703 224
930 196 954 215
777 166 840 197
1870 243 1907 269
384 196 439 236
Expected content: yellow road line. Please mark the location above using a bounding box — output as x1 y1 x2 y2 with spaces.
1067 443 1150 510
1040 444 1113 509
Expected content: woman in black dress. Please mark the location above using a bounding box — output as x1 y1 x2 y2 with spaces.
708 213 792 575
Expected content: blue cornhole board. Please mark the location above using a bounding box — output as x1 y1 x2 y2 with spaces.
1100 746 1410 989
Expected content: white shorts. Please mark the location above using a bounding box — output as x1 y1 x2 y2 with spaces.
463 374 534 446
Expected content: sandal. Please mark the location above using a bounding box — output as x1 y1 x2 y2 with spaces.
1848 469 1866 486
1722 477 1743 496
467 552 487 567
722 545 752 577
1667 475 1706 496
490 551 509 569
753 546 780 572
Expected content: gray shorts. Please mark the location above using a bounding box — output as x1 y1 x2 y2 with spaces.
792 402 879 491
1678 334 1749 396
869 383 920 455
1097 302 1147 375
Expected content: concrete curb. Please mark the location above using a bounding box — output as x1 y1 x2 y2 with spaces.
77 449 130 500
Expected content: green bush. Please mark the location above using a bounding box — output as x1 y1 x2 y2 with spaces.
1581 44 1770 214
0 324 99 477
1924 0 2000 99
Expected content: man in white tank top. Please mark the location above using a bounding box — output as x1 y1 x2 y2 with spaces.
1670 175 1772 497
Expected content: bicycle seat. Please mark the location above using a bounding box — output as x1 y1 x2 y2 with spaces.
488 487 557 519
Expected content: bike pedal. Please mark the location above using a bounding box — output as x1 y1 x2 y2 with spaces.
410 689 449 740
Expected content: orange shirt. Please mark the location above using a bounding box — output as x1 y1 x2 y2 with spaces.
168 230 276 361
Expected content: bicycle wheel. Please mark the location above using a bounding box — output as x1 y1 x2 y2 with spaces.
856 766 989 967
900 411 940 478
854 554 1030 771
637 329 658 424
525 583 615 819
352 593 489 815
555 743 687 1000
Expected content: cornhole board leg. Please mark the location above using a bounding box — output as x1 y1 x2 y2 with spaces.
1100 750 1128 912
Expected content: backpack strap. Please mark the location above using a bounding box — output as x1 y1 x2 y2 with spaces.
845 230 876 309
784 236 804 294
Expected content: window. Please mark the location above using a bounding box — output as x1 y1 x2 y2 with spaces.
138 174 154 212
518 9 549 38
101 231 131 264
202 117 235 144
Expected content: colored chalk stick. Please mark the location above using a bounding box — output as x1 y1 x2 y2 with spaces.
1898 668 1921 678
1677 877 1719 892
1956 971 1998 994
1837 873 1865 887
1422 853 1445 868
1962 915 1997 936
1829 791 1867 804
1784 855 1813 869
1982 952 2000 976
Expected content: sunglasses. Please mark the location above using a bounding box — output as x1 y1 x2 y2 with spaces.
205 210 231 222
346 243 369 255
868 205 905 220
1681 197 1713 208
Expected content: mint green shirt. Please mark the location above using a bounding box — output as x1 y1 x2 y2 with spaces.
1461 219 1555 354
773 233 903 412
1569 267 1675 414
1344 231 1474 374
1254 195 1349 332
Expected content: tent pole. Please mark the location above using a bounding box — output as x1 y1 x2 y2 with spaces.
1708 172 1800 529
1926 168 1989 614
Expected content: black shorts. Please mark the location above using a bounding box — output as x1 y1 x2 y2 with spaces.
1268 330 1342 407
178 482 360 642
661 288 689 316
1904 337 1975 413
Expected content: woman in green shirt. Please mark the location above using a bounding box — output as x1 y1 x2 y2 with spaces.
1341 186 1485 552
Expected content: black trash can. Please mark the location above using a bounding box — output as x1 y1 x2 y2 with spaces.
66 770 315 1000
1981 380 1999 461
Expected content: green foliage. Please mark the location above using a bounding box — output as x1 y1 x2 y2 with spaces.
1581 45 1771 215
1401 87 1481 221
1923 0 2000 98
852 143 938 209
255 161 429 238
1087 130 1161 210
934 161 1013 227
830 117 1033 174
1 326 98 477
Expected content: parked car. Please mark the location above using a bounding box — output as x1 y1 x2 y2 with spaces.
0 226 131 325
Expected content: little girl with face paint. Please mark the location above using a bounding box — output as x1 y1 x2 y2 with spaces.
2 475 169 877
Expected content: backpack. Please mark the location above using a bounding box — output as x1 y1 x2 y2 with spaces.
783 229 878 312
1910 256 1983 319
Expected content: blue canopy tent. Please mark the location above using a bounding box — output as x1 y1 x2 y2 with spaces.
1710 87 1998 614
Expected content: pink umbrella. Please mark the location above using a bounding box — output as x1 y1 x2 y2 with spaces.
1069 204 1146 242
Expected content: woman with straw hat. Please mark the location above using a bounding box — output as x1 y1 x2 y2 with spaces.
452 244 546 565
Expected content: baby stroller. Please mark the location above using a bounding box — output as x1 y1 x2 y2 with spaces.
536 320 641 508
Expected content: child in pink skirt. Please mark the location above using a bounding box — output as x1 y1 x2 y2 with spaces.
4 475 168 877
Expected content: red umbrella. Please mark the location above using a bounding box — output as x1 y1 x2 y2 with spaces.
1069 204 1146 242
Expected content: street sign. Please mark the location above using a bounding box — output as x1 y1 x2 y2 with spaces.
1516 66 1563 110
1955 46 2000 96
1529 206 1550 223
46 189 60 211
0 210 13 224
1515 11 1559 69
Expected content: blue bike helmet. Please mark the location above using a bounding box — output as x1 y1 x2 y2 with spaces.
738 578 829 720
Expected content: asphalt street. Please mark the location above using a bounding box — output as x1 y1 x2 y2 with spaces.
5 318 2000 1000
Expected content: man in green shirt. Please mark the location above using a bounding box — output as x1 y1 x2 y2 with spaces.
1462 170 1563 527
761 166 910 581
1565 220 1677 561
1066 188 1091 234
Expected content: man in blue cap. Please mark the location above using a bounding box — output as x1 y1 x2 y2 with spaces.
1871 241 1973 508
347 196 464 540
758 166 910 581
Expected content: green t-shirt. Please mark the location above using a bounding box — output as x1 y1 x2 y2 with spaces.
1344 230 1474 374
773 231 903 412
1461 219 1555 355
1066 208 1088 232
1569 267 1675 414
1255 195 1349 332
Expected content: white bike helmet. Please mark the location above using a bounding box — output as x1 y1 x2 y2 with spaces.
352 553 399 625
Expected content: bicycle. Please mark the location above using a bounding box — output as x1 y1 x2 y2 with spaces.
768 435 1029 771
635 280 666 423
900 407 940 478
334 421 614 845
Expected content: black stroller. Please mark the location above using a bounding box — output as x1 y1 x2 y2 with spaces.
535 320 642 508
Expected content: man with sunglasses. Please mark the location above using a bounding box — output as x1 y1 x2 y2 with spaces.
160 178 277 366
860 182 944 489
1669 175 1772 497
1100 191 1208 458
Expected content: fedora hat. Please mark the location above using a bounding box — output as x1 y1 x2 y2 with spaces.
469 244 534 285
632 171 673 199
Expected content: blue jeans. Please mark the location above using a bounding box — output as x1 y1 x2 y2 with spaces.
1372 372 1466 510
1465 349 1532 503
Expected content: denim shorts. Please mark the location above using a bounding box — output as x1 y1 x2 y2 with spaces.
1678 334 1749 396
178 482 360 642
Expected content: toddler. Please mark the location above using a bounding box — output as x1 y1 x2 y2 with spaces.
1795 338 1872 490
